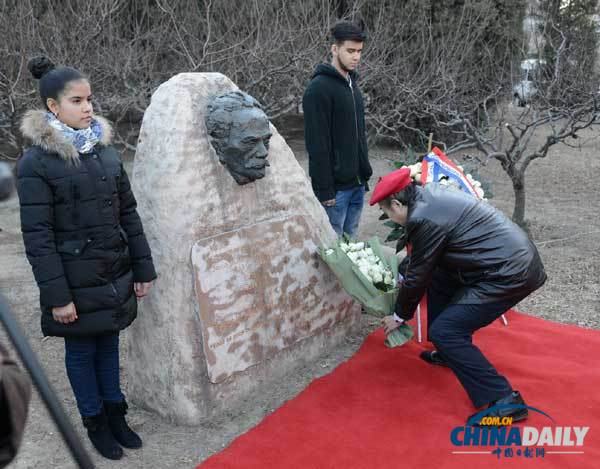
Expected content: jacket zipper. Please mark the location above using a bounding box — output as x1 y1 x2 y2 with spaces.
349 77 361 185
71 181 81 225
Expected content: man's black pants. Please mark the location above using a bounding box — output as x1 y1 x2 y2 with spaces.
426 269 524 408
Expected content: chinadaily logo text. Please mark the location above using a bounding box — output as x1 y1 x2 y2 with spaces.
450 404 589 460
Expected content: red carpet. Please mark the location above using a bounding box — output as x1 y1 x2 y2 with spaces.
198 311 600 468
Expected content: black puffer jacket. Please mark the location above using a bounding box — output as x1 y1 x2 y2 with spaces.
17 110 156 337
303 63 373 201
396 184 546 320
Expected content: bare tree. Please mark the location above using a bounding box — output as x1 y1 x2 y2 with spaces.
1 0 528 160
0 0 337 158
442 1 600 227
358 0 525 147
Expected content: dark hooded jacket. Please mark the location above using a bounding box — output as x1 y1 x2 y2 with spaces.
17 110 156 337
396 184 546 320
303 63 373 201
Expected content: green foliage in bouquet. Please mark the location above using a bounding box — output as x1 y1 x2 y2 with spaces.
385 324 414 348
319 237 398 317
392 145 423 169
379 213 408 253
319 236 413 348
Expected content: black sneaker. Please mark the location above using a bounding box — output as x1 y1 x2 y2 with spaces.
419 350 450 367
467 391 529 426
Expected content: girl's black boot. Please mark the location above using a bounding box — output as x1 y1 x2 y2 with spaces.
104 400 142 449
82 411 123 460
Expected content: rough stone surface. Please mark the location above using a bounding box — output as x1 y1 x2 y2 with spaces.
125 73 359 425
0 161 14 201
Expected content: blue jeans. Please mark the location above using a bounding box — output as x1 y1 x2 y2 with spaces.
324 185 365 237
64 332 124 417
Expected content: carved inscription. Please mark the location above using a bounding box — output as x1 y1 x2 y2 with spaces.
192 215 352 383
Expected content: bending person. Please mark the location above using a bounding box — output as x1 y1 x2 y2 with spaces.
371 168 546 424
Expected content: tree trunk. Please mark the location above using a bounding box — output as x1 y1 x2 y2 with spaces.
511 173 527 228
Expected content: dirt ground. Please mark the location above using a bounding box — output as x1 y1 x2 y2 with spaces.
1 122 599 468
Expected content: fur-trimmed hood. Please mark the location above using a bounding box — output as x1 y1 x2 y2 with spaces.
20 110 113 163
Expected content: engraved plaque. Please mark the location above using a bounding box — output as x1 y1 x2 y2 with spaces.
192 215 352 383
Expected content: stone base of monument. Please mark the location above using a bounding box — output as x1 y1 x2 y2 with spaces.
124 73 360 425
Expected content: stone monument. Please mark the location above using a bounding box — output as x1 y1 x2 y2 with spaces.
125 73 360 425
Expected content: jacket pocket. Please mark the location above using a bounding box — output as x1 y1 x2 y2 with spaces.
56 239 89 257
332 146 359 185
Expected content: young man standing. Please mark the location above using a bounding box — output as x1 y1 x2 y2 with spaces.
303 21 372 237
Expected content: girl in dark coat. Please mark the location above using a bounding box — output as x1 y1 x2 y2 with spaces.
17 57 157 460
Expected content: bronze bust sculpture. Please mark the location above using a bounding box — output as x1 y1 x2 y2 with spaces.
205 91 272 185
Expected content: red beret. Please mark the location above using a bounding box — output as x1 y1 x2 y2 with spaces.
369 168 412 206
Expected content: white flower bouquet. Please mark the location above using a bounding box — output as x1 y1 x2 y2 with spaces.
319 236 413 347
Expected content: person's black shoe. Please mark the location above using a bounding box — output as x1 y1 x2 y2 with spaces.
82 412 123 460
467 391 529 426
105 400 142 449
419 350 450 367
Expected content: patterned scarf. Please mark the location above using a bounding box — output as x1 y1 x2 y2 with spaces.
46 112 103 154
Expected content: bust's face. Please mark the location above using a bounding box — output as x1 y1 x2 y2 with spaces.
206 92 273 186
219 107 272 185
